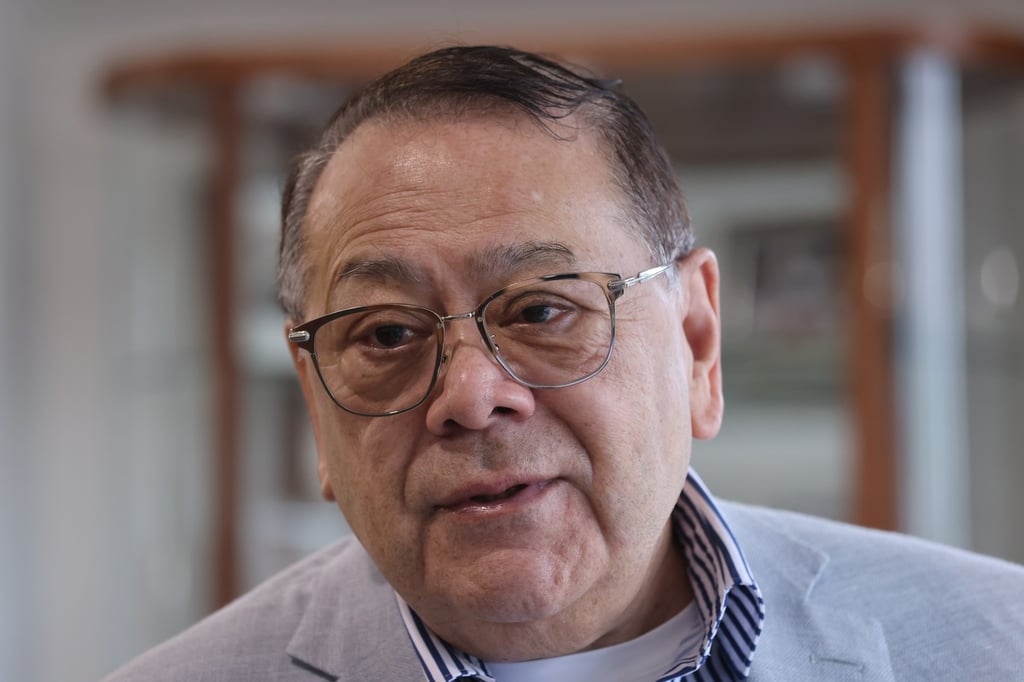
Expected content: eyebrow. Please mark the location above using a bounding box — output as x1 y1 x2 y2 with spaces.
467 241 576 278
335 256 423 285
334 240 577 288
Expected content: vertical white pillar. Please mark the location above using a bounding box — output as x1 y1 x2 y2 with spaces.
895 51 970 547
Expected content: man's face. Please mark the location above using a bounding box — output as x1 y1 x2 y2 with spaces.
290 114 722 659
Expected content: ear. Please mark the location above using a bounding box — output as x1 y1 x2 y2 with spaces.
677 249 723 440
285 322 337 501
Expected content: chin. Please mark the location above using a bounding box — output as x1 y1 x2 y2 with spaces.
431 549 598 625
465 585 570 624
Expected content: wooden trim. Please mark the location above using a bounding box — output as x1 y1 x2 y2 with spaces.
102 23 1024 99
913 24 1024 67
210 85 241 607
842 55 898 530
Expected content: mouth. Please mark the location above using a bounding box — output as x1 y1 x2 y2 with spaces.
468 484 529 504
435 479 554 514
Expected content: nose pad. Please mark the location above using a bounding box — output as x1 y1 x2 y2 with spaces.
437 312 500 373
425 323 535 432
439 338 499 368
438 332 501 378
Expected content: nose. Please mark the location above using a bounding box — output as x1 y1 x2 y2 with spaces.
423 319 536 435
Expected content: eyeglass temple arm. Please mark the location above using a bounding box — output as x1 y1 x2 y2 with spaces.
288 330 312 350
608 263 673 299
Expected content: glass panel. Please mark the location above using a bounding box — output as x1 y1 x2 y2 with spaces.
235 79 351 591
962 65 1024 564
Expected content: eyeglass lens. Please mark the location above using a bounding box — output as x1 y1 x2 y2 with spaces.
311 277 614 415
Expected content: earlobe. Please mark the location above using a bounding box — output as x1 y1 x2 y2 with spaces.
678 249 723 440
285 322 336 502
317 458 336 501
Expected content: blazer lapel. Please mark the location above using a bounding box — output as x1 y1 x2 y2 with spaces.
721 502 896 682
286 541 425 680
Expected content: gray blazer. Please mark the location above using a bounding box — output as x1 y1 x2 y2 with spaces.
104 502 1024 681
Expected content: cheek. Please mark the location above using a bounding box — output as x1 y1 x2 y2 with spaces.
596 330 690 442
560 335 691 533
317 415 415 543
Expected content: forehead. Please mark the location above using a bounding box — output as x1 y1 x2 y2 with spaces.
303 114 641 301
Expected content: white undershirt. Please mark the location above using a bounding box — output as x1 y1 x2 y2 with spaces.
485 601 703 682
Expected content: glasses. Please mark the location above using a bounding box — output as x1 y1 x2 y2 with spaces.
288 264 672 417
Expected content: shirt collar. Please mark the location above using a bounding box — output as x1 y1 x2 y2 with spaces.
396 469 765 681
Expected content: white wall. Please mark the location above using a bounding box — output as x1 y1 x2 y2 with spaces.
0 2 35 680
6 2 1024 680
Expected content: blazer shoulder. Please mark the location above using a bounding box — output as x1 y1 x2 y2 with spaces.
723 499 1024 581
720 501 1024 679
102 537 376 682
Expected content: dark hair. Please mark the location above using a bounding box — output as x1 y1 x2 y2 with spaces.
278 45 693 322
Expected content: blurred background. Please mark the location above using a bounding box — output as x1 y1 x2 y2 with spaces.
1 1 1023 680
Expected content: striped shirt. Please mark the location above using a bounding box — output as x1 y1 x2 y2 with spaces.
397 469 765 681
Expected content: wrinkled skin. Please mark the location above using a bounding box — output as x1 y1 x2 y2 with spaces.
288 114 723 661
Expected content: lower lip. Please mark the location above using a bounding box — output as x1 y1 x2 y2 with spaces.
440 479 557 516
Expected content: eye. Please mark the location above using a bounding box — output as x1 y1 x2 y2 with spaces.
369 324 414 349
342 309 435 353
518 303 560 324
495 292 576 329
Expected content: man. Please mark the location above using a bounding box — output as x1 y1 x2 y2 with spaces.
108 46 1024 681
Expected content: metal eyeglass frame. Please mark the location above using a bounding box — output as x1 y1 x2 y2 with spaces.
288 264 672 417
